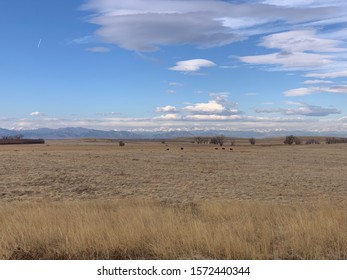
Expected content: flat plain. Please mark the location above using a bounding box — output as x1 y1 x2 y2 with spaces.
0 138 346 259
1 138 346 204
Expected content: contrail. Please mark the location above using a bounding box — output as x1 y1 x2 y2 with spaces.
37 38 42 48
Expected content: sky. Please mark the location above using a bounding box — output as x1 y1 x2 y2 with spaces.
1 0 347 133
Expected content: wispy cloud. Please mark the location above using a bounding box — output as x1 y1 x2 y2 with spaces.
2 109 345 133
259 30 345 53
284 87 318 96
168 82 182 86
322 85 347 93
166 90 176 94
95 112 120 116
284 85 347 96
305 70 347 79
262 0 346 8
241 51 332 69
239 29 346 70
303 79 333 84
69 35 95 45
86 46 110 53
255 102 341 116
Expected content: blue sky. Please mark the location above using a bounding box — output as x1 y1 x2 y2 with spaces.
1 0 347 133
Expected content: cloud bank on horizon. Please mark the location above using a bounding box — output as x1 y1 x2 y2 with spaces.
1 0 347 133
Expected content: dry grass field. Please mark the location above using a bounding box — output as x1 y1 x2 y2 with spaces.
0 138 346 259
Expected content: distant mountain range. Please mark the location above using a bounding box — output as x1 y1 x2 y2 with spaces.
0 127 346 140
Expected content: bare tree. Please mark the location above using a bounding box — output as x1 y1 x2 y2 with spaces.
284 135 301 145
195 137 203 144
284 135 295 145
306 139 320 144
326 137 347 144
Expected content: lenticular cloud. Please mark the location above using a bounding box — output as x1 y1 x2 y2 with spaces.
81 0 341 51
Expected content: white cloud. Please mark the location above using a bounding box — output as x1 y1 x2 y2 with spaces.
255 102 341 116
156 114 181 120
240 51 332 69
86 46 110 53
183 101 225 114
262 0 346 8
181 93 240 116
81 0 242 51
155 105 178 113
284 87 318 96
153 94 243 125
259 30 345 53
30 112 45 117
81 0 343 51
321 85 347 94
239 29 347 70
184 114 242 121
216 17 267 30
169 59 216 72
2 113 346 133
305 70 347 79
285 104 340 116
284 85 347 96
303 80 333 84
286 101 304 106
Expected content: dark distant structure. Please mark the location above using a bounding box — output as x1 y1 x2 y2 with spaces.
0 136 44 145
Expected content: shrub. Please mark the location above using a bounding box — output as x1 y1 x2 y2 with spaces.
284 135 295 145
194 137 209 144
119 141 125 147
210 135 225 146
195 137 202 144
294 137 301 145
284 135 301 145
306 139 320 145
326 137 347 144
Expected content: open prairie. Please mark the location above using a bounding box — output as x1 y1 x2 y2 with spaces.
0 139 347 259
1 138 346 203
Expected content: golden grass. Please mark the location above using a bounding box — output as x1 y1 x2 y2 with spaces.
1 199 346 260
1 140 346 204
1 140 346 259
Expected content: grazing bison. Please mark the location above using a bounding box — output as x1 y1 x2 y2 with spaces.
181 147 184 150
166 148 169 151
230 148 233 151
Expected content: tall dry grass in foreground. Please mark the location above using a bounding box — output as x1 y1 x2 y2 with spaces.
1 199 346 260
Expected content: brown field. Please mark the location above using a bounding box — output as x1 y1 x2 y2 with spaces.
0 138 346 259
